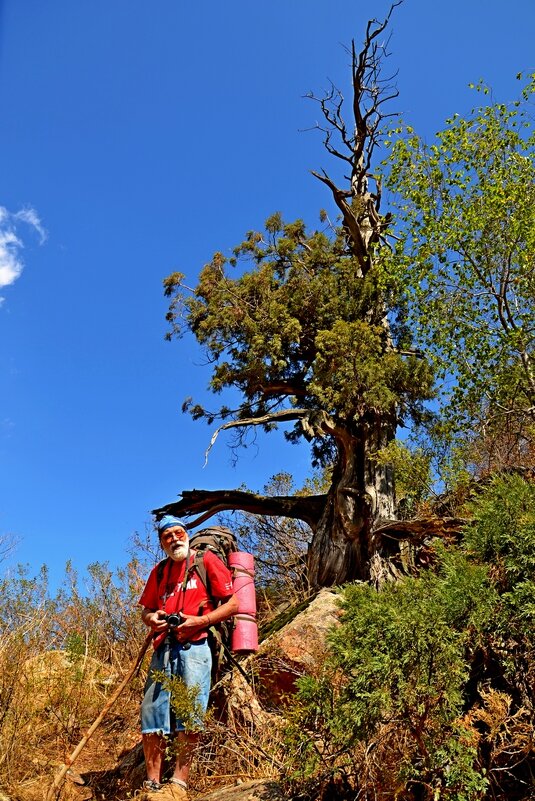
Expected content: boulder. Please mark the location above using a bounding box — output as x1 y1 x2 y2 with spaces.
254 588 341 706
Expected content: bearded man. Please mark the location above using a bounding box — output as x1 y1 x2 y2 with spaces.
139 515 239 801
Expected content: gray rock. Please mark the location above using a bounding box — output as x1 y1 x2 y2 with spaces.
197 779 285 801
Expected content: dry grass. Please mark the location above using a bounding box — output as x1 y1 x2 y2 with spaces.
0 550 293 801
0 559 148 799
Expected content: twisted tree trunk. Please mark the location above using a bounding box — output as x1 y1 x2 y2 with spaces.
307 414 395 586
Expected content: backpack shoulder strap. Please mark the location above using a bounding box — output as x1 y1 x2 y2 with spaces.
156 557 170 586
192 550 209 596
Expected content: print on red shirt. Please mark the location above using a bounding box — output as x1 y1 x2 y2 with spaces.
139 550 234 648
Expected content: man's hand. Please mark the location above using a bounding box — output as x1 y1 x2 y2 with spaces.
142 608 169 633
173 614 206 641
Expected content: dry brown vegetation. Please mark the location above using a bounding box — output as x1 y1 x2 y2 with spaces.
0 559 147 799
0 551 286 801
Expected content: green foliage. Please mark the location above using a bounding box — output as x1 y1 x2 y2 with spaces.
151 670 205 734
284 548 495 798
284 473 535 800
65 630 87 661
374 439 433 510
165 215 434 463
387 76 535 458
464 472 535 635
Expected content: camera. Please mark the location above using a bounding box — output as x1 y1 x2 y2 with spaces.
164 613 182 627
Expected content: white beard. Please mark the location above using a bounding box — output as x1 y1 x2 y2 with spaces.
163 540 189 562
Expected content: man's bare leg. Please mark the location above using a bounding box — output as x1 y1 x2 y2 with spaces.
171 731 199 787
142 732 166 784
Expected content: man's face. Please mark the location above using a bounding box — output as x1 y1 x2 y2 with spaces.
160 525 189 562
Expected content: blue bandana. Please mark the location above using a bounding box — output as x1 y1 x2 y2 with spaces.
157 515 187 534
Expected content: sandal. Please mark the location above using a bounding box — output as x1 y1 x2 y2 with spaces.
143 780 162 792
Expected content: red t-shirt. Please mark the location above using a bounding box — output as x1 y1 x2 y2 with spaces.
139 550 234 648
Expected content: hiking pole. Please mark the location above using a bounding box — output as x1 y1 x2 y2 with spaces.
46 630 153 801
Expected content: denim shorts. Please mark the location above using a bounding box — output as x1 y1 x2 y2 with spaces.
141 638 212 734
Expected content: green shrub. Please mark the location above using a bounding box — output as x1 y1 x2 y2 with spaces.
284 474 535 800
464 473 535 637
284 548 496 800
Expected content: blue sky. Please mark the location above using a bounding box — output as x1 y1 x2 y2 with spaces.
1 0 534 589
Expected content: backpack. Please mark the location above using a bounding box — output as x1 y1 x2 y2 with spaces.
156 525 239 685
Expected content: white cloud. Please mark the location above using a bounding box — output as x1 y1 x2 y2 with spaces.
0 229 23 288
0 206 46 300
14 208 47 244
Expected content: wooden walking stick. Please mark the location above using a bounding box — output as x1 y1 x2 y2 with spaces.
46 631 153 801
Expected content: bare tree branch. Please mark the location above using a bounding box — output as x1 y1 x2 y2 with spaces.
258 381 308 398
305 5 400 268
152 488 327 531
311 169 369 267
203 408 314 465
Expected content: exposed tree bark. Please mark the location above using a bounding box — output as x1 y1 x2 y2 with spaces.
153 488 326 531
302 9 402 584
306 412 396 586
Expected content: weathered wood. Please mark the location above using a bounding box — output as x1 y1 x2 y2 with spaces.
374 516 468 540
153 489 326 531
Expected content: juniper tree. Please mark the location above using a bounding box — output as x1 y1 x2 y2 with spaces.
158 6 434 586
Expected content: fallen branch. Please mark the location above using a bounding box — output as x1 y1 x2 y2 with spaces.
46 631 153 801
